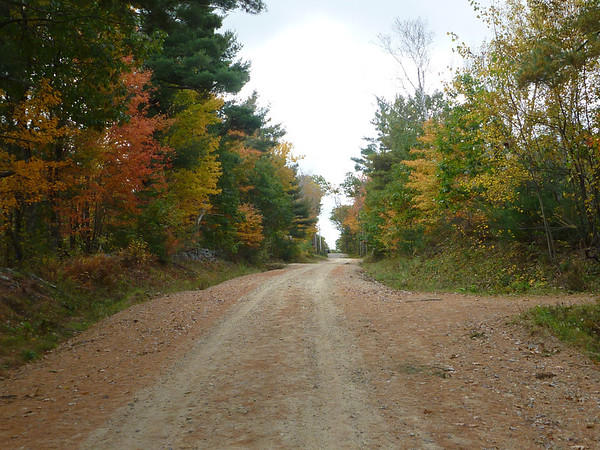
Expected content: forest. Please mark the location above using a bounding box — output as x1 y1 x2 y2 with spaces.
0 0 329 366
333 0 600 293
0 0 325 268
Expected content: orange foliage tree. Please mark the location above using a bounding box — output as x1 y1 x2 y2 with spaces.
0 80 71 260
61 68 171 251
235 203 264 249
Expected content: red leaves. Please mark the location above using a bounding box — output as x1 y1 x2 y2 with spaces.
61 67 172 242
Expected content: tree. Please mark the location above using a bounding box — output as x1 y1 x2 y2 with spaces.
352 91 447 254
201 95 274 255
0 81 71 261
201 94 314 259
0 0 283 266
235 202 264 251
164 90 223 229
403 120 443 226
0 0 152 260
140 1 265 102
297 174 325 225
447 0 600 258
516 0 600 86
0 0 146 130
60 67 171 252
331 174 367 255
378 17 435 119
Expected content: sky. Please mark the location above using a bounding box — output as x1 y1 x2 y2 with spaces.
222 0 492 248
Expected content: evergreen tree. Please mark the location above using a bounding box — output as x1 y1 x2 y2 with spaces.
139 1 264 101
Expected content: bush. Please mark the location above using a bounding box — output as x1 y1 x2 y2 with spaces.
117 240 155 268
362 241 600 295
60 253 120 288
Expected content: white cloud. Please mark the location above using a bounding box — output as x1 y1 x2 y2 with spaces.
238 16 396 180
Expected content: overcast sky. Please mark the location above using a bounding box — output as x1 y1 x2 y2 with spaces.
222 0 491 248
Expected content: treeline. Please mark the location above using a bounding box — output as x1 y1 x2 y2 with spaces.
0 0 324 266
334 0 600 269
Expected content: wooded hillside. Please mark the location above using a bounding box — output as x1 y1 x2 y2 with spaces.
0 0 324 267
334 0 600 292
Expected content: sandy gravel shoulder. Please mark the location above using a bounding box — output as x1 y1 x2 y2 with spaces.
335 262 600 448
0 269 283 448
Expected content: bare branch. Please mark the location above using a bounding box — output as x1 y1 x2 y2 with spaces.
378 17 435 118
377 32 418 94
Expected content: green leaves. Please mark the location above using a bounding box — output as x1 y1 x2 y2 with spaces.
516 0 600 87
0 0 146 129
347 0 600 262
143 2 250 97
0 0 323 265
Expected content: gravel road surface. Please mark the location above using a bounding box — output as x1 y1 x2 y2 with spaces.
1 257 599 448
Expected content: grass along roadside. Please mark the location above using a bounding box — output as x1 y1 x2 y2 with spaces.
361 243 600 295
520 302 600 362
0 254 260 374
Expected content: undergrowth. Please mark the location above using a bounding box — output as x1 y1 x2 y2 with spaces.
0 250 259 373
520 302 600 361
362 242 600 294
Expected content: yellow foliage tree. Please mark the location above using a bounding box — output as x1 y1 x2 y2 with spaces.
165 91 223 224
403 120 442 226
0 81 70 225
225 131 262 194
235 203 264 248
468 152 529 207
268 141 301 192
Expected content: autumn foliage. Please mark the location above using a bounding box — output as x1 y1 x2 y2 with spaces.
335 0 600 271
0 1 322 266
60 68 171 250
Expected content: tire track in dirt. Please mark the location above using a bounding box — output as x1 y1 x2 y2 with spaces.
83 260 389 449
300 261 392 448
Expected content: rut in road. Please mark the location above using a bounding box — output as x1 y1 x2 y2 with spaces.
84 260 391 449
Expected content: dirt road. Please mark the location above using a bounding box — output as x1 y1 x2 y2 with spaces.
1 258 599 448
